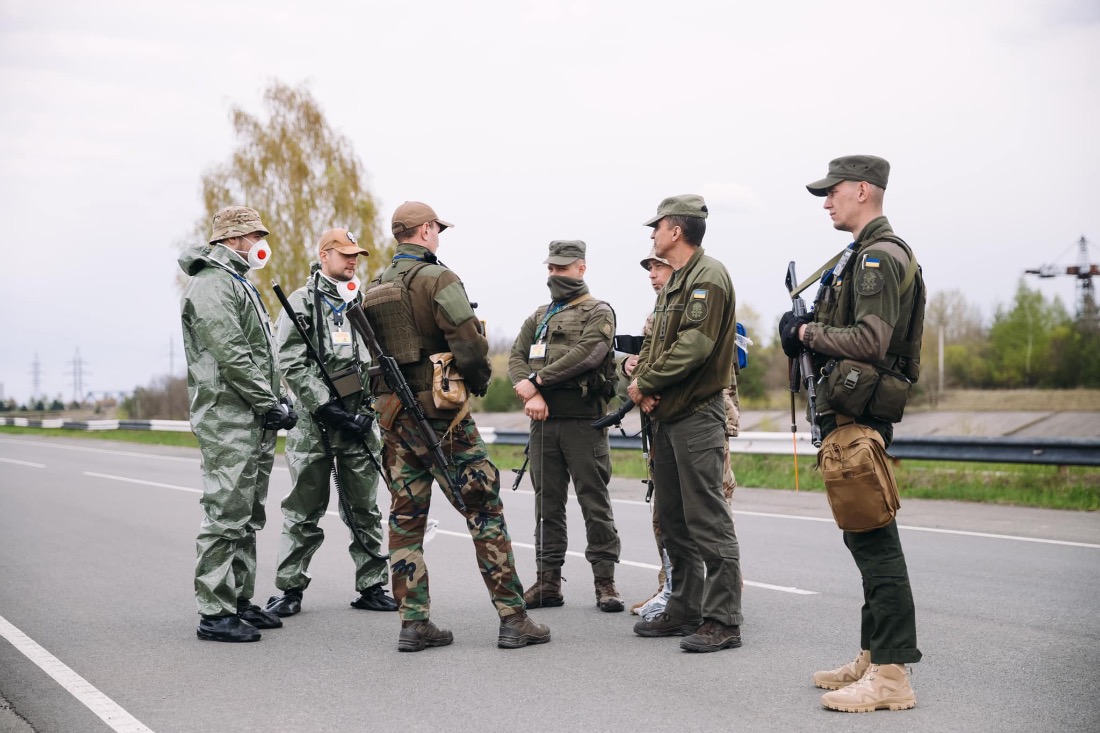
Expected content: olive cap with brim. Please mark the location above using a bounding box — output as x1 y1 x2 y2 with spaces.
544 240 586 265
806 155 890 196
643 194 708 227
318 228 368 256
209 206 269 243
639 246 671 270
391 201 454 236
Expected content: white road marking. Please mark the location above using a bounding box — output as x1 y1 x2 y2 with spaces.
83 472 202 495
0 457 45 468
435 529 818 595
0 613 155 733
0 438 196 463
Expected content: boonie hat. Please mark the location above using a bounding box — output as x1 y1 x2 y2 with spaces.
391 201 454 236
318 228 368 256
639 246 671 271
209 206 269 243
544 240 586 265
806 155 890 196
643 194 709 227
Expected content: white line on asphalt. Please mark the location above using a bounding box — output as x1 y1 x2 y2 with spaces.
434 528 819 595
0 438 196 463
0 613 155 733
84 472 202 495
0 457 45 468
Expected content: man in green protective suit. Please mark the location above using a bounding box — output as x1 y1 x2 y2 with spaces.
179 206 298 643
265 228 397 617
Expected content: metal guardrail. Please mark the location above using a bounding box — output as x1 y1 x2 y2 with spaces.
2 418 1098 466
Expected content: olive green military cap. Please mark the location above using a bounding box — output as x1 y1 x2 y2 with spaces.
391 201 454 236
544 240 586 265
806 155 890 196
318 228 368 256
639 246 671 270
643 194 709 227
209 206 269 243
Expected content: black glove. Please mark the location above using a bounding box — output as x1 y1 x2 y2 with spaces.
314 402 371 438
778 311 813 359
263 397 299 431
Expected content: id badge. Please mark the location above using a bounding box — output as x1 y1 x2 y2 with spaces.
529 343 547 360
332 329 352 346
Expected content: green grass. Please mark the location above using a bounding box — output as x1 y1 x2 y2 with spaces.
4 426 1094 511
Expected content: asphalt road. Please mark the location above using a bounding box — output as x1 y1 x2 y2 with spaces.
0 434 1098 733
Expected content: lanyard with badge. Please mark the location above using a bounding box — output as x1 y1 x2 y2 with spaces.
314 273 364 398
529 301 569 360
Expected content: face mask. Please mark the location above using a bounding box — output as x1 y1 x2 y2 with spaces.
547 275 587 302
248 239 271 269
337 275 361 304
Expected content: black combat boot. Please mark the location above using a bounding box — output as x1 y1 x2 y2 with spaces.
197 614 261 643
236 599 283 629
350 583 398 612
633 612 702 637
398 619 454 652
679 618 742 652
265 589 303 617
497 611 551 649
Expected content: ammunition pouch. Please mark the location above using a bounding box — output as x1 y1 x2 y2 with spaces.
817 359 912 423
817 422 900 532
429 352 468 410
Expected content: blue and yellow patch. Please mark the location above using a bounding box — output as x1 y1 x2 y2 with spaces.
863 256 880 269
691 289 708 300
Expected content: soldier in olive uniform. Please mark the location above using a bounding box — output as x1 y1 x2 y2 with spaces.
628 195 745 653
779 155 924 712
179 206 296 642
265 229 397 618
508 240 623 613
362 201 550 652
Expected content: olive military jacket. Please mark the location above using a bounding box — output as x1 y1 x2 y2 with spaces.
178 243 282 418
634 246 736 422
276 267 370 416
803 216 920 376
508 293 615 419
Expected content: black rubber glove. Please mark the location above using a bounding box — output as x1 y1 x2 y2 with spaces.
263 397 299 431
315 402 370 438
778 311 813 359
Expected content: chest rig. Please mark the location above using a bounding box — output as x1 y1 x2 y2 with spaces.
361 261 436 392
532 297 618 401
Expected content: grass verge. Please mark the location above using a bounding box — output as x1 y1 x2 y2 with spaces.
3 426 1094 512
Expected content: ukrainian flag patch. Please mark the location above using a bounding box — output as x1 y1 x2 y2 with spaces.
864 256 880 269
691 289 708 300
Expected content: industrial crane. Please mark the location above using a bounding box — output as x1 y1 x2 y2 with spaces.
1025 236 1098 319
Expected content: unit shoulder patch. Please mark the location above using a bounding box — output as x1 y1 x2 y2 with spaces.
686 299 709 322
856 268 885 297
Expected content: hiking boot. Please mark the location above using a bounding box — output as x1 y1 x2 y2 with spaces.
522 569 564 608
679 618 742 652
497 611 551 649
398 620 454 652
265 589 303 617
350 583 398 612
236 599 282 629
633 612 702 638
197 614 260 643
820 663 917 713
814 649 870 690
594 575 624 613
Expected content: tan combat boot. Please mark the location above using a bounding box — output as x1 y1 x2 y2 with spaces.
813 649 871 690
594 575 624 613
497 611 552 649
820 663 916 713
523 569 564 608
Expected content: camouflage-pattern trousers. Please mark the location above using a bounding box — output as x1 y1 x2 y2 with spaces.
194 408 276 617
379 401 525 622
274 412 388 594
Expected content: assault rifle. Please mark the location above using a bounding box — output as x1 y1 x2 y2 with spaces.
785 263 823 448
511 441 530 491
344 302 466 511
591 335 655 503
271 281 388 560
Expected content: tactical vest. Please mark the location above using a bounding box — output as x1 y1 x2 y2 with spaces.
813 234 925 383
532 298 618 416
361 261 437 392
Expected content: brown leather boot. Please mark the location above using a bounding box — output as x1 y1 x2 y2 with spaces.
522 569 564 608
820 663 916 712
497 611 551 649
594 575 624 613
813 649 871 690
679 618 742 652
397 619 454 652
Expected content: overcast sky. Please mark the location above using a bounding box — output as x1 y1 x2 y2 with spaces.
1 0 1097 403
